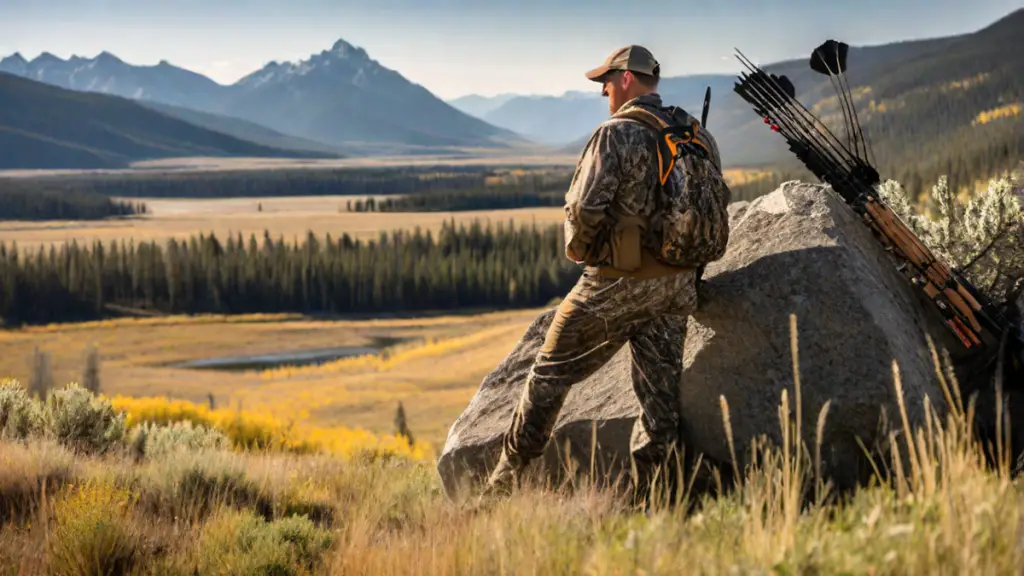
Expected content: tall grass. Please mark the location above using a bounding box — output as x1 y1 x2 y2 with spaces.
1 314 1021 574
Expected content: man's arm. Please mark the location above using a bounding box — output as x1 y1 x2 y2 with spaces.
564 122 622 263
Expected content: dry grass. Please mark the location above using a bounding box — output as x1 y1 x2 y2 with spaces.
0 309 544 449
0 197 566 253
2 314 1022 574
0 162 771 252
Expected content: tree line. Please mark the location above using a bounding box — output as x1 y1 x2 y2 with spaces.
0 180 146 221
346 189 562 212
345 173 572 212
4 166 553 199
0 221 580 326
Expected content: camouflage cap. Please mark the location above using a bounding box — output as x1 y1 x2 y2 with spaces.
585 45 660 82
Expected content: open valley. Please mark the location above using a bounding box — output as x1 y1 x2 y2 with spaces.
2 5 1023 571
0 308 545 450
0 195 567 251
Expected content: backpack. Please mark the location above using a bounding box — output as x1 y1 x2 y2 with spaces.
611 102 732 270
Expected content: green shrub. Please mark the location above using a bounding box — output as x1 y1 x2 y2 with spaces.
190 509 333 575
127 420 230 460
43 384 126 455
0 379 44 441
877 169 1024 308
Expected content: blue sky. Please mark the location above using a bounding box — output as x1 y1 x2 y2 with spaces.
0 0 1020 99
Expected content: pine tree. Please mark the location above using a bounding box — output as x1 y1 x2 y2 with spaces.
82 345 101 394
394 401 415 446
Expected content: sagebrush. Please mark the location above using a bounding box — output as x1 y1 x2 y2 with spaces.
877 165 1024 308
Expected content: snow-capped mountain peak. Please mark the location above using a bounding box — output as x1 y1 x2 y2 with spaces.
236 38 377 89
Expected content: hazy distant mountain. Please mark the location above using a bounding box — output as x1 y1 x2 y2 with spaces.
137 100 344 156
0 51 224 111
476 78 736 147
0 41 529 152
447 93 520 117
479 91 606 146
474 8 1024 169
0 72 331 170
223 39 526 149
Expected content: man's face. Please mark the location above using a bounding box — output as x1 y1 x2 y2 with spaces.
601 71 630 115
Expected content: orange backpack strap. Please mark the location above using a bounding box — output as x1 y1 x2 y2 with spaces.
613 106 714 185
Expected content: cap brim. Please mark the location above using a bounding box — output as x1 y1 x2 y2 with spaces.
585 64 612 82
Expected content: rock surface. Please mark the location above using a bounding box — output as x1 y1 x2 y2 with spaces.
437 181 962 502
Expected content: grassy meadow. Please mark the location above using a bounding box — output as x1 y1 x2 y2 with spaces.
0 165 772 252
1 320 1021 574
0 196 566 253
3 162 1021 574
0 308 545 450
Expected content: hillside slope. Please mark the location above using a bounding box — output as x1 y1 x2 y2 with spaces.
736 7 1024 189
0 41 531 153
0 72 334 170
468 8 1024 175
447 93 520 118
138 100 344 157
481 93 606 146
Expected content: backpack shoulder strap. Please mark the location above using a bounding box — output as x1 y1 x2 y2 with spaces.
612 107 673 185
613 106 714 185
612 106 670 131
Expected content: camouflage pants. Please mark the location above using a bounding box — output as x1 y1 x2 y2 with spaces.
501 266 698 483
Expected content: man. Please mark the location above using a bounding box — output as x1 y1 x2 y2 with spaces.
481 45 727 503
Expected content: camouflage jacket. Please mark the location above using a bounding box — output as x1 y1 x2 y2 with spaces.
564 93 691 277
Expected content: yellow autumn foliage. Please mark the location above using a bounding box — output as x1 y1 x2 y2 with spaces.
942 73 988 92
973 103 1021 126
259 324 514 379
54 481 136 522
109 395 432 461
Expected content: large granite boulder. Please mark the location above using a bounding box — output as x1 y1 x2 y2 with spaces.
437 181 964 502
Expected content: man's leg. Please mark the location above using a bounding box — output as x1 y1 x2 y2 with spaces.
486 271 643 492
627 313 689 502
627 271 698 503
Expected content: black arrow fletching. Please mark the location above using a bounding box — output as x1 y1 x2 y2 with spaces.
777 75 795 99
733 44 1020 356
808 39 871 164
810 39 848 75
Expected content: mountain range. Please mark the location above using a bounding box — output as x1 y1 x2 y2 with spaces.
0 39 528 166
0 72 331 170
448 8 1024 169
1 7 1021 171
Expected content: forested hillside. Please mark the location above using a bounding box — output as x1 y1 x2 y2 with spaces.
726 8 1024 198
0 222 579 325
544 9 1024 200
